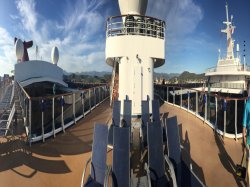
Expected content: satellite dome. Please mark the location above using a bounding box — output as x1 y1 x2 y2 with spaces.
118 0 148 15
51 46 59 65
15 39 24 62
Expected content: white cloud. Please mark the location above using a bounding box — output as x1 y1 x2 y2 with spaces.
16 0 42 42
147 0 203 37
0 0 110 76
0 27 16 75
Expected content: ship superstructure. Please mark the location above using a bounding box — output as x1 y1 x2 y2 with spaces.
205 3 250 95
106 0 165 115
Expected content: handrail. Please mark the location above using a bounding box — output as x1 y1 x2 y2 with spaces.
155 85 244 140
106 14 165 39
10 83 15 104
15 80 108 101
0 103 15 136
16 81 31 99
155 84 248 101
206 64 250 73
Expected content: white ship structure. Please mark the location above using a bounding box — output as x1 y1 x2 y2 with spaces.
204 3 249 95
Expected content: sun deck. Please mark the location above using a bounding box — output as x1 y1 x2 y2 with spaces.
0 99 245 187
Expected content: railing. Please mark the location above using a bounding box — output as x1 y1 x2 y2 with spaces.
155 85 246 140
0 103 15 136
211 82 244 89
106 15 165 39
206 64 250 73
16 82 110 145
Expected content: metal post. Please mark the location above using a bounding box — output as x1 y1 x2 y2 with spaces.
180 88 182 107
73 93 76 124
205 94 207 121
52 97 55 138
29 99 32 146
235 100 238 141
89 90 91 112
103 86 105 100
173 88 175 105
215 96 218 130
94 88 97 107
223 99 227 138
99 87 101 104
196 91 198 114
167 87 169 102
42 99 44 142
25 99 28 126
188 91 190 111
82 93 85 117
61 96 65 133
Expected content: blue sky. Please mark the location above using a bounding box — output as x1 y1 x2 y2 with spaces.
0 0 249 76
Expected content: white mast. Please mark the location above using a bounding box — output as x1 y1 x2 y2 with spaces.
221 2 235 60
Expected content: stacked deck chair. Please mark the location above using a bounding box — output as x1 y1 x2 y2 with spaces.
108 100 120 147
146 121 172 187
166 116 205 187
152 99 167 142
152 100 160 123
104 125 130 187
141 99 150 147
81 124 108 187
122 99 132 127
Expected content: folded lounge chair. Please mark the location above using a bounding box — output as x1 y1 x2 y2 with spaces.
141 100 150 146
81 124 108 187
108 100 120 147
105 125 130 187
166 116 205 187
146 121 173 187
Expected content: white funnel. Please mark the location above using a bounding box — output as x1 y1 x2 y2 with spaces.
118 0 148 15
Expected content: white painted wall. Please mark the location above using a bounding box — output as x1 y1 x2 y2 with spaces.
15 60 66 86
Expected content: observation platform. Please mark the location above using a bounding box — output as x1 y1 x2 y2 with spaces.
0 99 245 187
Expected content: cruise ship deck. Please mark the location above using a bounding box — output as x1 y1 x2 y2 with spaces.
0 99 245 187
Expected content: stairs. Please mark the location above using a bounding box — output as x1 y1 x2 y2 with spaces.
0 84 13 114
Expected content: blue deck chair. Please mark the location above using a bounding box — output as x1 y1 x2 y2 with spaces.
166 116 205 187
122 100 131 127
147 121 170 187
141 100 150 146
81 124 108 187
181 161 205 187
166 116 182 186
105 126 130 187
152 100 160 123
108 100 120 146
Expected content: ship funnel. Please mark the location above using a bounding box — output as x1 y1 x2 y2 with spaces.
118 0 148 15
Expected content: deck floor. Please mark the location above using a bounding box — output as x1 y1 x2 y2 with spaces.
161 103 246 187
0 100 246 187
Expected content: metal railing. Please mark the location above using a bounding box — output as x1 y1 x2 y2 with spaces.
106 15 165 39
155 85 246 140
0 103 15 136
16 82 110 145
206 64 250 73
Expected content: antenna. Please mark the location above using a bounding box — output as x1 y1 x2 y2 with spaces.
218 49 221 60
225 2 229 22
36 45 39 60
243 41 246 70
